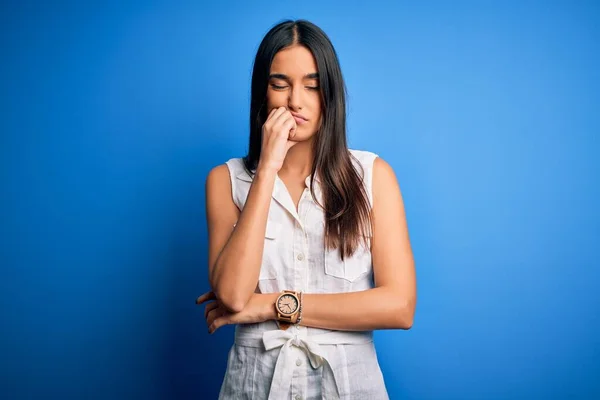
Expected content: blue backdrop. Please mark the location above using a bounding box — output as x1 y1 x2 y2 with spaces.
1 1 599 399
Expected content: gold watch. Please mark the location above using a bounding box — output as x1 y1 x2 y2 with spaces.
275 290 300 330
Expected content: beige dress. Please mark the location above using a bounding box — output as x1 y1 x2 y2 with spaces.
218 149 389 400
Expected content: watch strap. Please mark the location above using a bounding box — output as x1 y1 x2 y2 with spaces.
275 290 300 330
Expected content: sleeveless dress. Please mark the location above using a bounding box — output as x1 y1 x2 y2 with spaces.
218 149 389 400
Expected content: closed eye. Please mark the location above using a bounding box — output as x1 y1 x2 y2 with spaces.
270 84 320 91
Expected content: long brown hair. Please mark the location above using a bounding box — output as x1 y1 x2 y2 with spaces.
244 19 372 260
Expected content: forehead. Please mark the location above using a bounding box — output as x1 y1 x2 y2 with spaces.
270 45 318 76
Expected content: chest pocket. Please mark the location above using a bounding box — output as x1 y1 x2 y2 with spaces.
322 223 372 282
259 218 282 280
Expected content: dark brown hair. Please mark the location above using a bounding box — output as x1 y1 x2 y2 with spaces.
244 19 372 260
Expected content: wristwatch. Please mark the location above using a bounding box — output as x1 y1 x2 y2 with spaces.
275 290 300 330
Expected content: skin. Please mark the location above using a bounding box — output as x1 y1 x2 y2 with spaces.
197 44 416 334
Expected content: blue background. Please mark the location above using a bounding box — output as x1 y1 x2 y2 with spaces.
1 1 599 399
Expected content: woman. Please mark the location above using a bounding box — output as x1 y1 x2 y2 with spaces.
196 19 416 399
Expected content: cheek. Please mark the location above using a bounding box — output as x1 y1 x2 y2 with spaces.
312 105 322 123
266 90 286 107
310 97 322 119
313 113 323 131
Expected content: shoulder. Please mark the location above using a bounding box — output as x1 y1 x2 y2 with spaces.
373 157 396 183
206 157 244 190
348 148 394 178
205 158 247 213
348 148 380 182
348 148 399 194
371 155 403 208
348 148 379 165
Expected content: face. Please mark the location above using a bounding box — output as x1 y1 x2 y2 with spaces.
267 45 322 141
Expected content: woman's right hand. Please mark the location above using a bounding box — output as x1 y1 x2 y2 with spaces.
257 107 299 173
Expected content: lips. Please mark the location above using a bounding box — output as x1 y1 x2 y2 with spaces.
292 116 308 125
290 111 308 122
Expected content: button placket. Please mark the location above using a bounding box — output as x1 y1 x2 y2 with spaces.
293 217 305 291
294 189 310 291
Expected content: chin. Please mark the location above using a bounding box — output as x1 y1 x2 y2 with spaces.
293 128 317 141
291 133 314 142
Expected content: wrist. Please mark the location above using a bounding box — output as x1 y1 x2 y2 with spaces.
255 163 279 179
272 290 303 329
263 292 279 321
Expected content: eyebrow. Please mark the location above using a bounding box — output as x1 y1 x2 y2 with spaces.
268 72 319 80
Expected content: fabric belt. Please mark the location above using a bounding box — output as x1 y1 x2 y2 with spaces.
234 323 373 400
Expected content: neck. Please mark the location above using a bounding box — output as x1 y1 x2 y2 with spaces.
280 139 314 179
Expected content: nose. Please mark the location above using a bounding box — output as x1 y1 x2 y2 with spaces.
288 85 303 110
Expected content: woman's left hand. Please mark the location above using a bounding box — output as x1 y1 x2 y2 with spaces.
196 291 276 334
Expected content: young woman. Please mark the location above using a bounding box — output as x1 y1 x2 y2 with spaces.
196 19 416 400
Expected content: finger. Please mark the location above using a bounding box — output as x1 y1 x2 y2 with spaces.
208 309 229 332
196 290 216 305
206 306 227 326
277 117 296 139
196 290 215 304
276 110 297 138
266 106 287 124
266 106 279 120
204 301 219 320
272 108 292 126
209 313 230 334
289 118 297 138
273 113 295 136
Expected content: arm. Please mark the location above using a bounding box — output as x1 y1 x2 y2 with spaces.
207 107 299 313
265 157 417 330
200 157 416 333
206 164 277 313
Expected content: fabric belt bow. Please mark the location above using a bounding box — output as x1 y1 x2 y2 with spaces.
235 325 373 400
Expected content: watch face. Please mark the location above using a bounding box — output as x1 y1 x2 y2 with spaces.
277 294 298 315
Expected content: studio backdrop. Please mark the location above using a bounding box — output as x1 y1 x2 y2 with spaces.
1 1 599 399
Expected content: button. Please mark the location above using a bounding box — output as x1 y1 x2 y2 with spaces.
296 358 302 366
295 395 302 400
297 253 305 261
